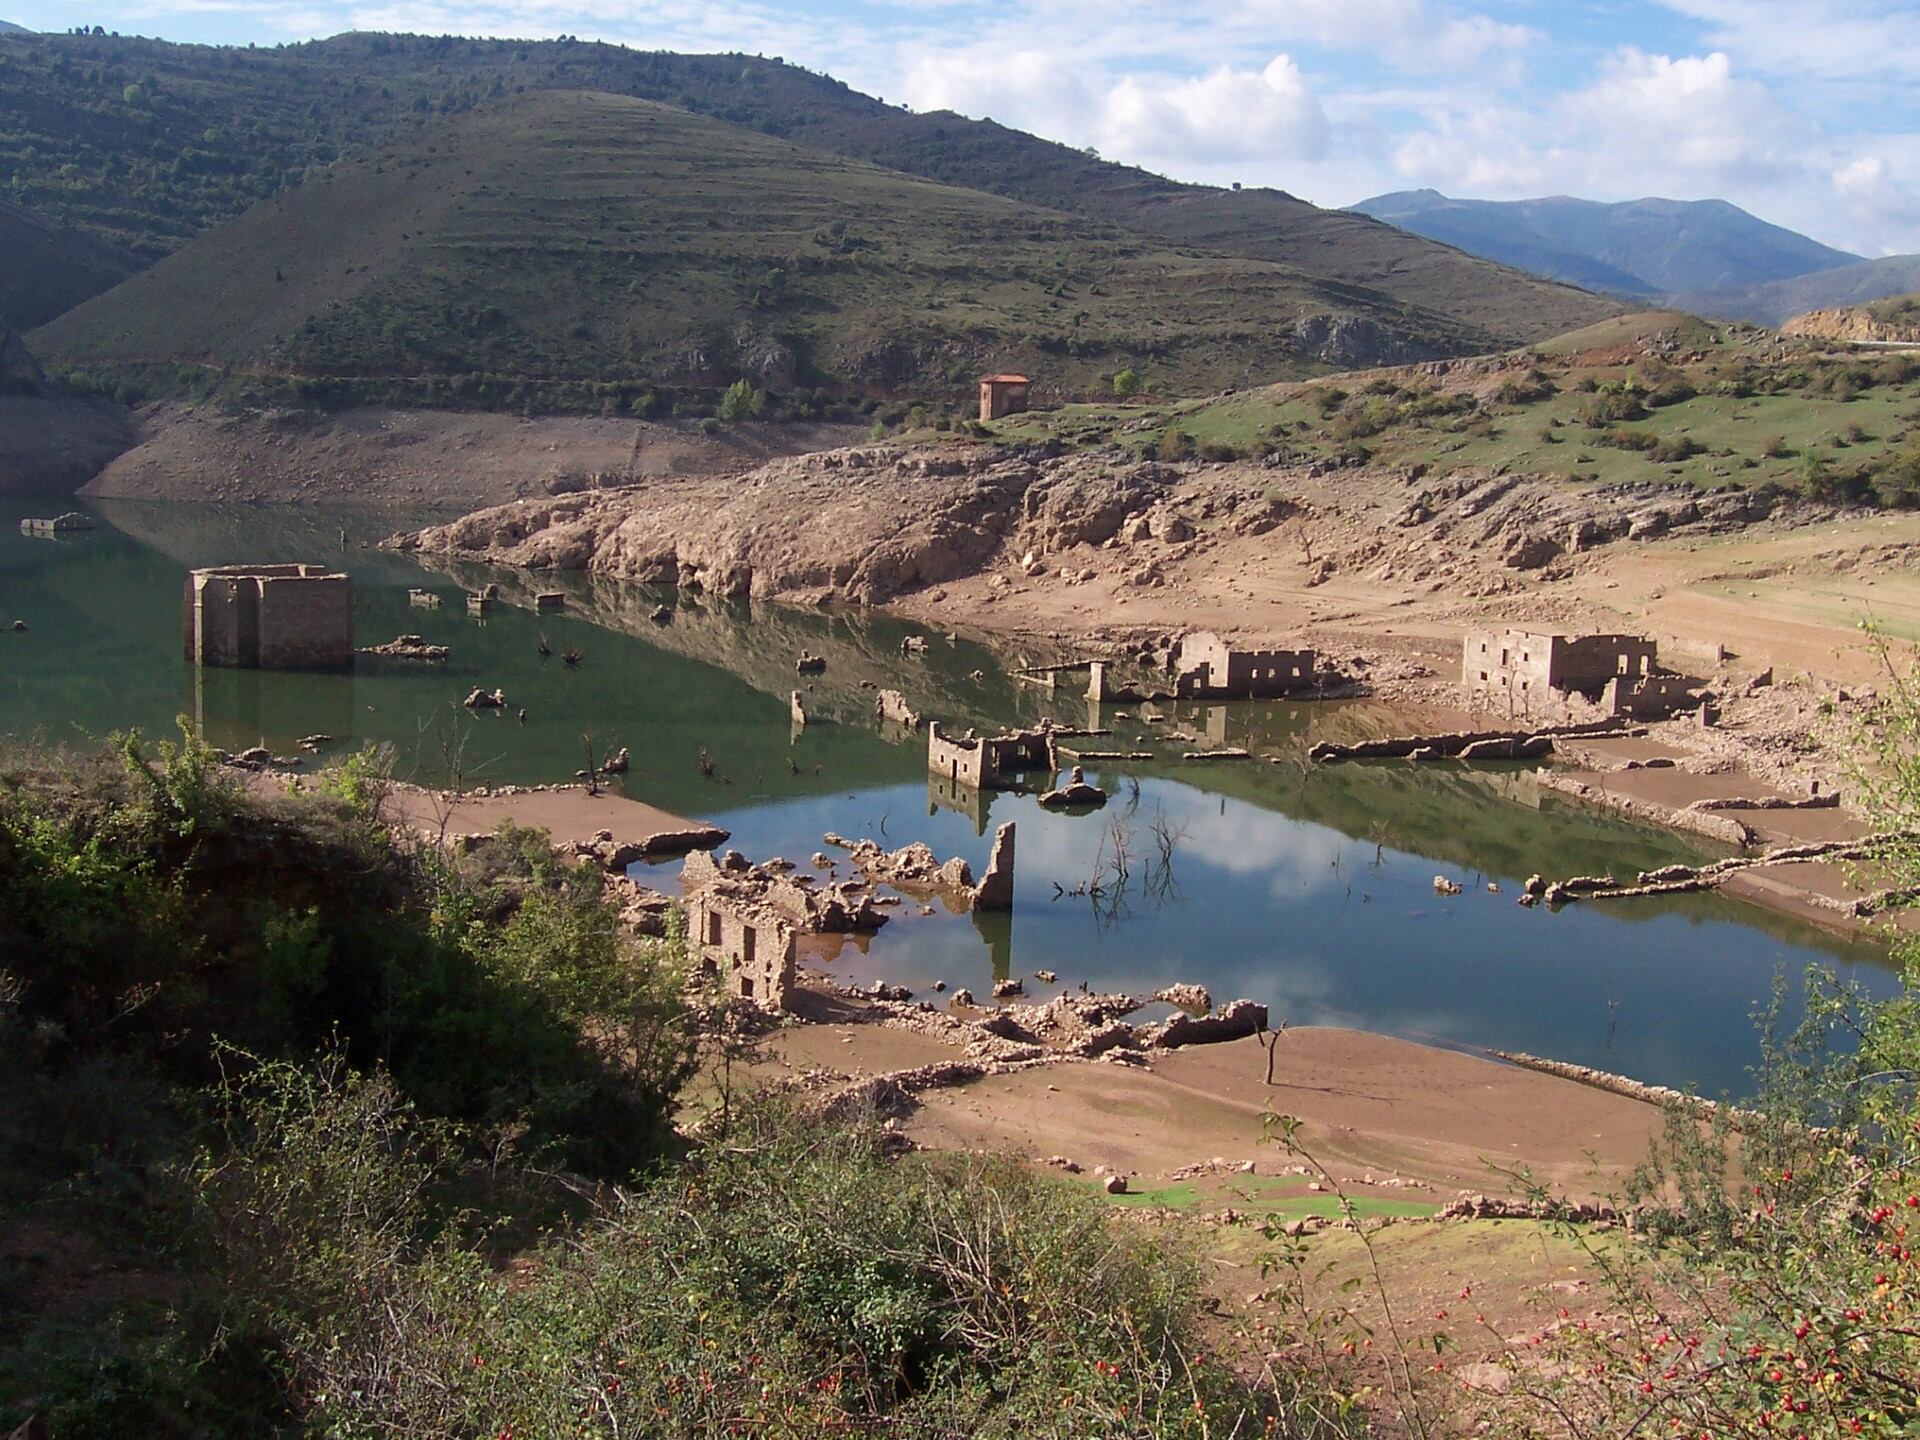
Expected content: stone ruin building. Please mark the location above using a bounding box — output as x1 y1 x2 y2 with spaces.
681 844 908 1010
1462 628 1697 720
184 564 354 670
926 722 1056 791
680 851 802 1010
977 373 1031 422
688 889 797 1010
1169 631 1317 701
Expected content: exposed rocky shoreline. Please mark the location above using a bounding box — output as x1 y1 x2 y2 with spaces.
390 440 1790 611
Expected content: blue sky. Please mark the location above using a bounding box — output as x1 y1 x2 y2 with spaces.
7 0 1919 256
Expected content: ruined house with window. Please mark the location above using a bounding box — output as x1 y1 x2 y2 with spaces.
978 373 1031 422
681 845 897 1009
1169 631 1316 700
184 564 354 670
927 722 1056 790
1462 628 1697 720
681 852 800 1010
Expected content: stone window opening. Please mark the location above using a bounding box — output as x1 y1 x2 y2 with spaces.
742 925 757 965
740 976 755 998
706 909 722 946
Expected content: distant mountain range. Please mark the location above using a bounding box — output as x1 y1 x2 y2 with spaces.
1350 190 1860 299
1667 255 1920 328
0 21 28 32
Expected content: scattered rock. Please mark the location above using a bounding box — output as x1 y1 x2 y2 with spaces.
1038 765 1108 809
1154 982 1212 1013
1103 1174 1129 1195
1144 998 1268 1049
992 978 1024 999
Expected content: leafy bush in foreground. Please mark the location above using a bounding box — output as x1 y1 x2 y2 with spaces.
194 1072 1299 1440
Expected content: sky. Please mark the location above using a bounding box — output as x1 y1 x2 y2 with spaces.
7 0 1919 257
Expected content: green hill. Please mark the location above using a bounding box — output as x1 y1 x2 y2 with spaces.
34 90 1477 408
0 30 1616 351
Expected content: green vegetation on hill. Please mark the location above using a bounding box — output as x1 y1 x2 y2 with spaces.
33 89 1477 411
998 312 1920 507
0 29 1615 360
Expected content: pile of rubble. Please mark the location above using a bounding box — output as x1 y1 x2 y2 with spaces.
358 634 450 661
684 848 888 933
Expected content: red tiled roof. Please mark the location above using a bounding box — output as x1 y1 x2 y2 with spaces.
981 373 1030 384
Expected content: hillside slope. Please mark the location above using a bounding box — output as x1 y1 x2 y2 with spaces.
0 30 1615 349
1670 255 1920 327
33 90 1466 403
0 200 141 329
1351 190 1858 296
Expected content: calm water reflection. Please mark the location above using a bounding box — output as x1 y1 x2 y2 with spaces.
2 497 1899 1097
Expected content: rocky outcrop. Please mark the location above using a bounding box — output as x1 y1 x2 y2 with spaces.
358 634 450 661
1781 301 1920 344
391 445 1177 606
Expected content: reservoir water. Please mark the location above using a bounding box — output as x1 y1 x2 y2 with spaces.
2 497 1899 1098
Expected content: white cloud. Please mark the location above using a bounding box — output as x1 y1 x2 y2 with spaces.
1658 0 1920 85
902 48 1329 168
1567 48 1796 188
1102 55 1329 165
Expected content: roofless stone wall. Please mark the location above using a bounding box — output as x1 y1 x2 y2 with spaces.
184 564 354 670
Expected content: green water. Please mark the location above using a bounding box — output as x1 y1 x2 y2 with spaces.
1 497 1899 1098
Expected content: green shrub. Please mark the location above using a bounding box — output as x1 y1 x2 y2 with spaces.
1648 434 1702 464
717 379 762 421
1598 427 1658 452
1111 367 1141 397
1872 435 1920 507
1493 369 1556 406
1646 376 1697 408
1159 428 1197 461
189 1076 1302 1440
1579 388 1647 427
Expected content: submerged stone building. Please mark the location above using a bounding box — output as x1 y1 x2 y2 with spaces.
926 722 1056 790
1462 628 1696 720
1169 631 1316 700
184 564 354 670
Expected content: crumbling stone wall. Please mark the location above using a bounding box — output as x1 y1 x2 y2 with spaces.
926 723 1056 791
1170 631 1315 699
184 564 354 670
1464 628 1688 720
688 891 796 1010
